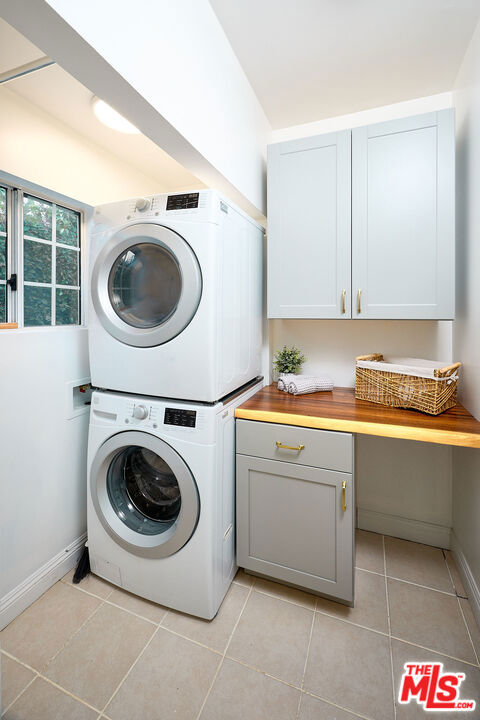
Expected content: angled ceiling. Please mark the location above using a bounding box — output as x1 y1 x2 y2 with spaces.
209 0 480 128
0 18 204 193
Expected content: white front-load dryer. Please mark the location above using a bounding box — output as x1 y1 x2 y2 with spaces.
88 189 263 402
87 379 262 619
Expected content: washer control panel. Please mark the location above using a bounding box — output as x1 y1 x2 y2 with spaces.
164 408 196 428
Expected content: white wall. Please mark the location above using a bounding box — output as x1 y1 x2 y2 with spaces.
0 329 89 598
269 93 456 546
270 92 453 144
0 90 181 621
270 320 452 388
452 16 480 620
1 0 270 219
0 85 167 206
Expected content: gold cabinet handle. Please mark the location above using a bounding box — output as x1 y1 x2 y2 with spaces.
341 289 346 314
342 480 347 511
357 289 362 314
276 441 305 451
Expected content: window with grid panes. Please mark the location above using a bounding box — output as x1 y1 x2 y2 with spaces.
23 194 81 326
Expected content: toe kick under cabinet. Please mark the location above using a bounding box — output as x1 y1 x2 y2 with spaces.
236 419 355 603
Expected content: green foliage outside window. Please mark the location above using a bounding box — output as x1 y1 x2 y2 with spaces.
24 285 52 326
24 195 52 240
23 194 80 326
56 206 79 247
0 187 6 233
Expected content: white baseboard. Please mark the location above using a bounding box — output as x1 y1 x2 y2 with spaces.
357 509 451 548
451 532 480 630
0 533 87 630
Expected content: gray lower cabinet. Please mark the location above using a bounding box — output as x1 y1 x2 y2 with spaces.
236 420 355 603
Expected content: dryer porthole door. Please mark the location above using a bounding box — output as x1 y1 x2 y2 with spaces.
91 223 202 347
90 431 200 559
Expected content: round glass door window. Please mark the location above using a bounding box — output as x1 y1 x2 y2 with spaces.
107 446 181 535
108 243 182 329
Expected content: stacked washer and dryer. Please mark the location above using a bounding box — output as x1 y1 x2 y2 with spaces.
87 190 263 619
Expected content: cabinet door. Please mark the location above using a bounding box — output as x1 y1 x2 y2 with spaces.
236 455 354 602
267 131 351 318
352 109 455 319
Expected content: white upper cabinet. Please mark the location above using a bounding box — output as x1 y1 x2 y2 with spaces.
267 109 455 320
267 131 352 318
352 110 455 319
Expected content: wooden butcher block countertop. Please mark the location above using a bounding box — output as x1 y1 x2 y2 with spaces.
235 384 480 448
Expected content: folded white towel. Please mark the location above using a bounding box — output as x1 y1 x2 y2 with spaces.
277 373 297 392
288 375 334 395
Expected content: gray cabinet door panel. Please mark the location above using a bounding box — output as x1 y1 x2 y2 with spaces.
352 109 455 319
267 131 351 319
236 419 353 472
236 455 354 602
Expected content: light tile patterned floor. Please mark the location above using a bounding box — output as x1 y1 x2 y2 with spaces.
2 532 480 720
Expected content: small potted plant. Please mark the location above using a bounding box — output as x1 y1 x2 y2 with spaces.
273 345 306 381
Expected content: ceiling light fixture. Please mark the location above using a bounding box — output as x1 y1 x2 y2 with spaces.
91 96 140 134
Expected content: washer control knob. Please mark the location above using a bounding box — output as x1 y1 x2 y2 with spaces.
133 405 148 420
135 197 150 212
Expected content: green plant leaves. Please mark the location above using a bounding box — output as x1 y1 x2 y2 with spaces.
273 345 306 374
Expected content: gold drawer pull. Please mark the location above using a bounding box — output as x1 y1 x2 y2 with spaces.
342 480 347 511
357 289 362 314
341 289 346 314
275 441 305 451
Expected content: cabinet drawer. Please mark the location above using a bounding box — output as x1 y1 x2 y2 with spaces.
236 419 353 472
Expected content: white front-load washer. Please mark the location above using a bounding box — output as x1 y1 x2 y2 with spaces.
88 189 264 402
87 379 262 619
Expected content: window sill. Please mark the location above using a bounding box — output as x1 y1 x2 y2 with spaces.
1 325 87 333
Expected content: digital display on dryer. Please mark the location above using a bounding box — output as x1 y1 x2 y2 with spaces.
166 193 199 210
164 408 197 428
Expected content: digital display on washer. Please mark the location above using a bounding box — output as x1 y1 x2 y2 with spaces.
166 192 199 211
164 408 197 428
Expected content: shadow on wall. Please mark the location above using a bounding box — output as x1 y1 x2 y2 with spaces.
269 319 452 388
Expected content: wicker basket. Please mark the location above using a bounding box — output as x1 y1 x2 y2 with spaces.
355 354 461 415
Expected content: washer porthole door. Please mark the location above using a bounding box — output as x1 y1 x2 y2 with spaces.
92 223 202 347
91 431 200 558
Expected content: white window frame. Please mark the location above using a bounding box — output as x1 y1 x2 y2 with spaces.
0 172 90 329
0 185 12 323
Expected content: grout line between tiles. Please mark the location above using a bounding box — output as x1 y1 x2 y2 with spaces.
100 597 162 626
252 586 317 611
384 574 456 597
224 655 303 691
44 598 106 671
61 576 115 602
301 689 374 720
456 595 480 667
383 535 397 720
390 635 480 668
295 596 317 720
355 565 385 577
0 652 104 718
356 565 457 597
29 674 103 714
156 624 224 656
313 606 389 638
99 623 161 715
196 576 256 719
63 576 168 627
1 671 38 717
